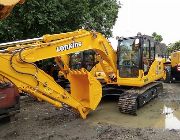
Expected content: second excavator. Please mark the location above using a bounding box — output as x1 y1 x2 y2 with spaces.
164 50 180 82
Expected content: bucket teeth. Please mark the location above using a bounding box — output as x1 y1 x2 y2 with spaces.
69 69 87 75
80 69 87 75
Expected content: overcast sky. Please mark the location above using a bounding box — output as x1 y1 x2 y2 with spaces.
109 0 180 48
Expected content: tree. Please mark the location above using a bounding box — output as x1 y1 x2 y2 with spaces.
167 41 180 52
0 0 120 43
152 32 163 42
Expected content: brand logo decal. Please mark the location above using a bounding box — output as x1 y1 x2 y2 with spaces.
56 41 82 52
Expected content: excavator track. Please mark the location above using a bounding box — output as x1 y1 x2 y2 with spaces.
118 93 138 115
118 82 163 115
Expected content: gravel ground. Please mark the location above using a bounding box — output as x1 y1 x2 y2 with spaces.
0 82 180 140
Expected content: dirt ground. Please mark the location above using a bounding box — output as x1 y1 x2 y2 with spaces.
0 82 180 140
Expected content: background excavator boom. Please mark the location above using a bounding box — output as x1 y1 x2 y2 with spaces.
0 0 25 19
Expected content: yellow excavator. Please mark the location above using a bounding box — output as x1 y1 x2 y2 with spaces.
171 51 180 80
0 30 166 118
0 0 166 118
164 51 180 82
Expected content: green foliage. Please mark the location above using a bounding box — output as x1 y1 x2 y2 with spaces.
152 32 163 42
168 41 180 52
0 0 120 42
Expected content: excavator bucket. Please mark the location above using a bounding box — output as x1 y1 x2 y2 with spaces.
67 69 102 111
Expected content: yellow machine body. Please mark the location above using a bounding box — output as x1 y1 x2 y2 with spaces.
171 51 180 68
170 51 180 80
117 58 165 87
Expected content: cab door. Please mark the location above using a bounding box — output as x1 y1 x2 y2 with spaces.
117 38 140 78
142 38 155 75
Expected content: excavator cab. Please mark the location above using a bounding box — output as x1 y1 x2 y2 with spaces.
69 50 96 71
117 37 140 78
117 35 156 79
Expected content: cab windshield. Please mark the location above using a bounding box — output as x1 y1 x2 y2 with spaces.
70 52 82 69
69 50 96 71
118 38 140 78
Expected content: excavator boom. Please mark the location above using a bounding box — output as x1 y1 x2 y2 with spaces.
0 29 117 119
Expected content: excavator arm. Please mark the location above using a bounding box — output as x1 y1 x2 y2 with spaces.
0 29 116 119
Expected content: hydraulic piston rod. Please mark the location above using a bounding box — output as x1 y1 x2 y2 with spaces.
0 37 43 48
